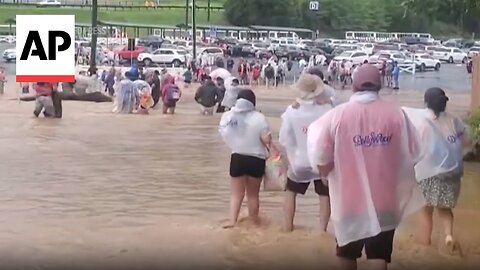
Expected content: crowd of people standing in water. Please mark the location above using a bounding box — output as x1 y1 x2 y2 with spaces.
25 56 472 270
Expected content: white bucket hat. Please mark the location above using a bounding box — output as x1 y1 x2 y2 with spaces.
292 73 325 101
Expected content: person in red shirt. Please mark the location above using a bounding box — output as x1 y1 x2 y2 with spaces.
33 82 56 117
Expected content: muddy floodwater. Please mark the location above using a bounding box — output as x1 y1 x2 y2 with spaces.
0 83 479 270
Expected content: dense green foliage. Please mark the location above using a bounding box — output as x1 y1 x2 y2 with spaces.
468 110 480 143
224 0 480 37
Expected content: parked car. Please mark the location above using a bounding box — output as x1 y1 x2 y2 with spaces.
114 46 146 60
137 48 190 67
137 36 166 50
243 42 269 57
369 50 406 63
198 47 224 59
2 48 16 62
37 0 61 6
314 42 334 55
413 53 441 72
334 51 369 65
376 51 408 64
296 39 316 50
172 40 194 49
0 35 15 43
435 47 468 63
275 45 307 60
357 42 375 55
468 47 480 58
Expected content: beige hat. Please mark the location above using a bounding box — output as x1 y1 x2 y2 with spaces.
292 73 324 101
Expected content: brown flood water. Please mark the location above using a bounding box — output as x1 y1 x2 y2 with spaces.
0 83 479 269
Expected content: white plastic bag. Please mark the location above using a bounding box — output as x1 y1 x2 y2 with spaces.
263 154 287 192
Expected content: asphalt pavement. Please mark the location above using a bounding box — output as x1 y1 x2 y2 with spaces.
1 43 473 93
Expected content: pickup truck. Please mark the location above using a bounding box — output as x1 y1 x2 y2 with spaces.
114 46 145 60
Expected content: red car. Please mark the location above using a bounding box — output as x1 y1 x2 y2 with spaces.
114 46 145 60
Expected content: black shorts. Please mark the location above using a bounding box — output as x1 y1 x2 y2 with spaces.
286 178 329 196
184 80 191 84
336 230 395 263
229 153 266 178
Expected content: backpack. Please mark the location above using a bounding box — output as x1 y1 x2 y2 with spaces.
287 61 293 71
166 84 181 102
265 66 275 79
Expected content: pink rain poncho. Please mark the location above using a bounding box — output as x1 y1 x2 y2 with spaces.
307 92 425 246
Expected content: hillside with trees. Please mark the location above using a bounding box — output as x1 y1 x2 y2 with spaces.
223 0 480 37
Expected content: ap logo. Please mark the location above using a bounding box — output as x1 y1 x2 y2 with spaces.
16 15 75 83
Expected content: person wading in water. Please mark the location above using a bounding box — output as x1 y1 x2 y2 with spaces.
307 64 424 270
219 89 276 228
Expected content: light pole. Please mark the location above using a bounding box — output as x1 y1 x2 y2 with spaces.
89 0 98 75
192 0 197 60
185 0 189 26
207 0 211 22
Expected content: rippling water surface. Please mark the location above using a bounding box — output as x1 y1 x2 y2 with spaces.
0 88 478 269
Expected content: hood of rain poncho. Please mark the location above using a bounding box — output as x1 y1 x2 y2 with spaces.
219 99 255 139
218 99 270 159
231 98 255 113
307 95 425 246
113 79 137 114
402 107 467 181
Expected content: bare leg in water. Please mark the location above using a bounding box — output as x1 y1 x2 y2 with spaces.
223 176 247 229
246 177 262 225
283 190 297 232
417 206 434 245
437 207 455 251
319 195 331 232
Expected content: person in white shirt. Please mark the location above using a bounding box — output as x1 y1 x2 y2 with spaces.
218 89 275 228
279 73 333 232
298 58 307 74
316 54 326 66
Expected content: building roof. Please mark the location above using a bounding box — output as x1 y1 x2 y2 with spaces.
75 23 92 27
188 24 251 31
249 25 313 33
97 20 179 30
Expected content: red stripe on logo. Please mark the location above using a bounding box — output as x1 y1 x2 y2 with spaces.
16 75 75 83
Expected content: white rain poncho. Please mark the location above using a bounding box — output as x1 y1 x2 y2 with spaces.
402 107 470 181
307 92 425 246
219 99 271 159
113 79 136 114
279 102 332 182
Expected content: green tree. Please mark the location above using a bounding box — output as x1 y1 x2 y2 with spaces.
223 0 480 36
224 0 297 27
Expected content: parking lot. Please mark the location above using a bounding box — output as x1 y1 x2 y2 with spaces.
1 43 473 93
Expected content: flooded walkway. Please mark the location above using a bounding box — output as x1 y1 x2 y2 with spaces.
0 84 479 269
